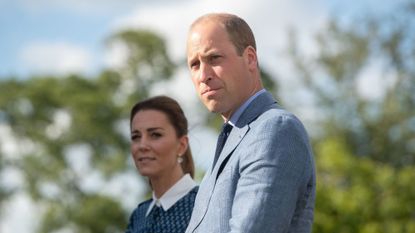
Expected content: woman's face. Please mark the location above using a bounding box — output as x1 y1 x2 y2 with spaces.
130 109 187 180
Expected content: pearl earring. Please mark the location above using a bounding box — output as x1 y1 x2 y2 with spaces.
177 155 183 164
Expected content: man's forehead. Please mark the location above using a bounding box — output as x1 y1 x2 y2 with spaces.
187 39 221 60
187 32 212 56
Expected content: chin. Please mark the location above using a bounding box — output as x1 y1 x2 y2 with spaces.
207 106 221 113
138 169 153 178
204 100 221 113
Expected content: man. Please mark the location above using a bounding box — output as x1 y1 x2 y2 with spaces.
185 13 316 233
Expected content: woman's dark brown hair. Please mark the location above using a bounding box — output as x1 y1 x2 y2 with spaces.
130 95 195 178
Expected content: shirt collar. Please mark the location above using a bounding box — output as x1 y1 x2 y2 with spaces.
228 89 266 126
146 174 197 216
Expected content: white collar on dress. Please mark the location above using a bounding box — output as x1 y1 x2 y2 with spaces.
146 174 197 216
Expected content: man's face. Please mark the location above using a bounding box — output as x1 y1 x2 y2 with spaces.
186 21 255 119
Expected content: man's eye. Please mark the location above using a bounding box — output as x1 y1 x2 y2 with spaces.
209 55 221 63
190 61 200 69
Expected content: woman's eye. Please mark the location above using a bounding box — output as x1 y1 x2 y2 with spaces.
131 134 140 141
151 132 162 138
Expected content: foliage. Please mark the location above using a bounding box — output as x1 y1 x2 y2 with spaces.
0 154 13 214
0 30 175 232
314 137 415 233
39 194 126 233
0 73 130 232
107 29 175 98
288 1 415 167
285 1 415 231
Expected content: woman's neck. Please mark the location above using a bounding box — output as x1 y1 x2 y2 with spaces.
151 168 184 199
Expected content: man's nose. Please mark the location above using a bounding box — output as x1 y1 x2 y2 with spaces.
198 62 213 83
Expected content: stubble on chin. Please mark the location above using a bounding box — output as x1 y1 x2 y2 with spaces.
205 100 222 113
205 103 216 113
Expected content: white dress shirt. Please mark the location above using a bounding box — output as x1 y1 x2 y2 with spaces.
146 174 197 216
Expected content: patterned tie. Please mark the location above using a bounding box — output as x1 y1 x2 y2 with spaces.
147 205 162 233
212 123 233 170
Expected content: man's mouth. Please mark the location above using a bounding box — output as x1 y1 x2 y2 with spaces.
202 88 219 96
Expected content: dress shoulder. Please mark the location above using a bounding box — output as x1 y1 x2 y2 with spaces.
137 198 152 209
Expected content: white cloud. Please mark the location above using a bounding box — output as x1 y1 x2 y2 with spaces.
0 124 20 157
356 59 397 101
104 40 129 70
101 171 146 211
64 144 93 177
0 123 37 159
109 0 328 85
0 192 40 233
0 166 24 192
19 41 92 76
188 125 218 171
45 109 72 140
13 0 142 15
150 67 197 110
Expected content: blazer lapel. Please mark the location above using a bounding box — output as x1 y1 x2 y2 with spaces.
211 91 277 179
235 91 277 128
211 125 249 178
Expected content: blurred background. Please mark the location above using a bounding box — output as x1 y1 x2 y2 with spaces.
0 0 414 232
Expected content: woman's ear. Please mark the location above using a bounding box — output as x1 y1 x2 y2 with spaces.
178 135 189 155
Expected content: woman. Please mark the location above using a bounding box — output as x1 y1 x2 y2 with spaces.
125 96 198 233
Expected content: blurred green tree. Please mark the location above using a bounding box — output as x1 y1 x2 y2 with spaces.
107 29 175 99
0 152 14 216
0 29 175 232
284 1 415 232
313 137 415 233
287 1 415 167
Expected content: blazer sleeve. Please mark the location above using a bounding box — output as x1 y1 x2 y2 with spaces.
229 112 315 233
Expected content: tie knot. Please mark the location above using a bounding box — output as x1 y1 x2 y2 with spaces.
221 123 233 135
212 123 233 171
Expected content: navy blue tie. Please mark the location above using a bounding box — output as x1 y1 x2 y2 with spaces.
212 123 233 170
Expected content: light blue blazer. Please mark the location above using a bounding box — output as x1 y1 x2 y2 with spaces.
185 91 316 233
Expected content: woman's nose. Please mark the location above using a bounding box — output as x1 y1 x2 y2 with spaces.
137 137 150 151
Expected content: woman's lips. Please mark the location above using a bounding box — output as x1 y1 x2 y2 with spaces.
138 157 156 162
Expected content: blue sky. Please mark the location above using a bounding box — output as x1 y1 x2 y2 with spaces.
0 0 130 77
1 0 399 78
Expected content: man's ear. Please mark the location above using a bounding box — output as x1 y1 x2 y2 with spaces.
244 46 258 71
